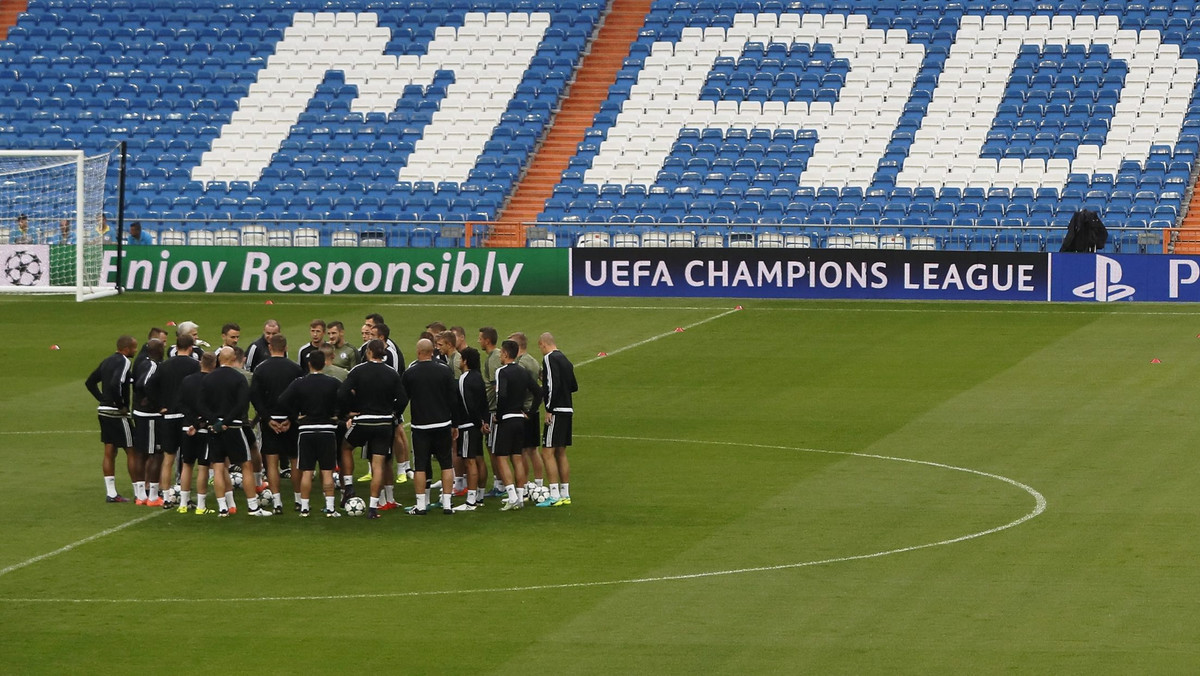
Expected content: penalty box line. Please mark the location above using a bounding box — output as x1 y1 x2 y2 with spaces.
0 510 164 580
576 307 740 367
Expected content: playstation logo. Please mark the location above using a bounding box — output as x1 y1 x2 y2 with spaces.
1073 255 1135 302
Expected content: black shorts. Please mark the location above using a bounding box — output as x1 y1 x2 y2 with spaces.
159 415 185 455
259 418 297 458
98 413 133 447
411 426 453 473
133 413 162 455
544 412 573 448
297 427 338 472
211 427 251 465
522 413 540 449
492 416 525 456
181 429 208 465
457 426 482 459
346 421 394 457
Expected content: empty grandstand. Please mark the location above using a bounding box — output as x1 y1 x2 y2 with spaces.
0 0 1197 253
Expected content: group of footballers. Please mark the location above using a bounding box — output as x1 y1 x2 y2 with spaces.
84 313 578 519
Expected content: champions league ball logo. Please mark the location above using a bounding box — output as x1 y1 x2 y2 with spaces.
4 249 45 286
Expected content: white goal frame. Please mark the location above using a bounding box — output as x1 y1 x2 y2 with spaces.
0 149 119 301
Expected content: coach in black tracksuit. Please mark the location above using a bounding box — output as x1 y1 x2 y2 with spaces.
400 338 460 515
244 319 281 373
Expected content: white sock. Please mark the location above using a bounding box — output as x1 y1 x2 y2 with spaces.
180 489 191 506
441 492 451 510
424 489 431 507
369 496 379 508
247 497 260 511
560 482 570 499
467 489 477 504
148 483 160 501
272 493 283 508
196 493 206 510
493 478 504 491
293 492 302 506
535 478 544 487
134 481 146 501
416 492 427 510
549 483 561 499
383 485 394 504
518 486 528 501
300 498 310 511
325 496 335 511
104 476 117 498
343 475 354 487
253 471 264 486
505 484 518 503
400 461 411 472
216 496 228 512
225 491 234 508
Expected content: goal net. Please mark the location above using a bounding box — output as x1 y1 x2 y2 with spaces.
0 149 118 301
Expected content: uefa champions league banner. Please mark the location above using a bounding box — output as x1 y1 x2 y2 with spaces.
0 244 50 287
1049 252 1200 302
570 248 1050 301
101 246 568 295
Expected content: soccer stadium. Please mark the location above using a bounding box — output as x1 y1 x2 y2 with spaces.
1 0 1200 672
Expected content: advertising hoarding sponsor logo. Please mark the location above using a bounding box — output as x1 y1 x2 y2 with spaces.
572 248 1048 301
101 247 568 296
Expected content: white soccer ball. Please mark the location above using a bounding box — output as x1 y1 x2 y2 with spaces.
258 488 273 507
532 486 551 503
231 472 243 489
344 497 366 516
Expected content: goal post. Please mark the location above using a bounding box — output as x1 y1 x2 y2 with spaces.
0 149 119 301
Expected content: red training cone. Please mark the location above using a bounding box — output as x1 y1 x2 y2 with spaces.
734 305 743 310
596 352 607 357
1151 358 1162 364
265 300 274 305
674 327 684 332
49 344 60 351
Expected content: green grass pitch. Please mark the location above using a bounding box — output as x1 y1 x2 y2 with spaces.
1 293 1198 673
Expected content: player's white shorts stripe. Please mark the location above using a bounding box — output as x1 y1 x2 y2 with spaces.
411 420 452 430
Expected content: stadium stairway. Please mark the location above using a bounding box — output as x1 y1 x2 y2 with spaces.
1172 165 1200 252
0 0 26 40
491 0 651 246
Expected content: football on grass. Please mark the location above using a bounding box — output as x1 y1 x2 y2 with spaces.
345 497 366 516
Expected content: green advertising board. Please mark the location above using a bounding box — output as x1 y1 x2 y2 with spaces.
101 246 568 295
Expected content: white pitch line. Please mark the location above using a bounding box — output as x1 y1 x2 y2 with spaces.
0 510 164 580
577 307 741 367
0 436 1045 604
